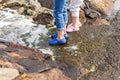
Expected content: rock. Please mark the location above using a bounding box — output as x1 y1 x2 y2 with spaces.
33 8 54 26
0 42 80 80
88 12 100 18
1 0 27 5
0 0 10 4
2 42 45 61
17 7 25 14
18 7 37 16
84 2 101 19
28 0 42 13
0 0 42 14
0 4 3 9
38 0 53 9
79 10 87 24
0 68 19 80
0 43 7 49
27 9 36 16
0 56 26 73
5 49 44 60
0 0 54 25
88 0 114 16
3 2 22 9
6 52 22 59
14 68 71 80
0 60 13 67
91 18 110 26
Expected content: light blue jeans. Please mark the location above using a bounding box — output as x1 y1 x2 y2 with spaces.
54 0 68 31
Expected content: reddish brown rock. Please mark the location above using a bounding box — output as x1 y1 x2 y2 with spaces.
0 43 7 49
2 42 45 61
14 68 71 80
89 18 110 26
79 10 87 24
0 59 25 72
88 0 114 16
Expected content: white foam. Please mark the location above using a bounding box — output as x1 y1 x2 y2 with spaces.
0 8 48 47
64 45 78 51
40 48 54 55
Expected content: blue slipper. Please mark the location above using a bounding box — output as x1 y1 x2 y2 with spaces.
49 38 66 45
51 33 68 39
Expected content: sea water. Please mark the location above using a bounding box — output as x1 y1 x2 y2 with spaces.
0 8 53 55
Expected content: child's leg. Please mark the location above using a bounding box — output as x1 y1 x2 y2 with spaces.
54 0 67 40
66 0 83 32
50 0 68 40
72 17 80 28
49 0 68 45
69 0 83 27
69 0 84 17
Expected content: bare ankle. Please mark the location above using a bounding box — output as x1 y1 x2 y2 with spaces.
64 24 67 34
57 30 64 40
72 17 80 27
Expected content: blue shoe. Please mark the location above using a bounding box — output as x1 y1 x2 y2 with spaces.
51 33 68 39
49 38 66 45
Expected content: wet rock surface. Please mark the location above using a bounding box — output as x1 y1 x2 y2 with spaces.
52 10 120 80
0 40 80 80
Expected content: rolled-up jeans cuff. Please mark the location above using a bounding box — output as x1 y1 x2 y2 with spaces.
56 22 65 31
57 28 65 31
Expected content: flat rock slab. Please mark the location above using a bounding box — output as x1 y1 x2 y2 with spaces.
14 68 71 80
0 68 19 80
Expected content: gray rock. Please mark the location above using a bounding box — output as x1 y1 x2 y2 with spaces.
38 0 53 9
